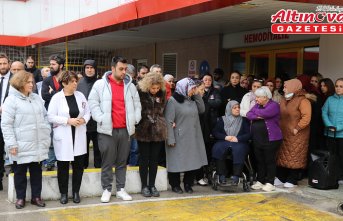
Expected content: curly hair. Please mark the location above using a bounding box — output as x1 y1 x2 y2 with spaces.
138 72 165 93
10 70 34 92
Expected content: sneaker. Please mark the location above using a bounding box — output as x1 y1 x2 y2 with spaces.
150 186 160 197
116 188 132 201
262 183 276 192
101 189 112 203
251 181 264 190
274 177 284 186
197 178 208 186
284 182 297 188
141 186 152 197
338 180 343 185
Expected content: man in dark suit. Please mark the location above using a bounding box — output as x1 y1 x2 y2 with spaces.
0 52 13 190
41 54 64 171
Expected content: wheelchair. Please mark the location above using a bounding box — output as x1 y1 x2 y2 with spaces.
211 149 254 192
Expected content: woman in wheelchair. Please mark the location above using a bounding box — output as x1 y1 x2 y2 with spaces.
212 100 251 185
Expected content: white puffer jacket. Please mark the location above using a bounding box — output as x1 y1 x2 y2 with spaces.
1 87 51 164
88 71 141 136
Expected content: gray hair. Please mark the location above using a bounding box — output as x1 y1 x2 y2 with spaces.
164 74 174 81
150 64 161 72
126 64 136 75
255 86 272 99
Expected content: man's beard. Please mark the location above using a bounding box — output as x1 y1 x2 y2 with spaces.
50 68 60 76
0 68 9 75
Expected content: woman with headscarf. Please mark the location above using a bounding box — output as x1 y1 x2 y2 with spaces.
164 78 208 194
247 87 282 192
212 100 250 185
276 79 311 188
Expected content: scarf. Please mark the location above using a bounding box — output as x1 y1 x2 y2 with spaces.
222 100 242 137
175 78 196 98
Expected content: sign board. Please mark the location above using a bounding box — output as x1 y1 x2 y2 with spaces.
188 60 197 78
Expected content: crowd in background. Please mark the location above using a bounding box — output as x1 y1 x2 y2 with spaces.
0 52 342 209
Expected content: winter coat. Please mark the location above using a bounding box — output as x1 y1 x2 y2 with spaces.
88 71 142 136
164 94 208 172
25 65 42 83
41 76 63 110
135 89 167 142
1 87 51 164
277 90 311 169
199 87 221 143
322 93 343 138
48 90 91 161
77 75 98 132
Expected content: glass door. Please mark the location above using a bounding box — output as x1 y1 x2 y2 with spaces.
248 52 271 79
275 50 299 80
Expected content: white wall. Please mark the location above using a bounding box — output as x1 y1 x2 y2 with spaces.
0 0 136 36
319 35 343 82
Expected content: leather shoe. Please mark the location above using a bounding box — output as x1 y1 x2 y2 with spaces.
31 197 46 207
171 186 183 194
184 184 193 194
60 194 68 204
73 192 80 203
15 199 25 209
141 186 152 197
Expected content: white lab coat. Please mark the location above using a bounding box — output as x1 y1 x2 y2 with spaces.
48 90 90 161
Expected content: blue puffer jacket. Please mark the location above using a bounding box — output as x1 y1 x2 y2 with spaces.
322 94 343 138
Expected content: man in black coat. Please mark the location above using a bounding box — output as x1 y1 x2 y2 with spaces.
77 59 101 168
25 56 42 83
41 54 64 170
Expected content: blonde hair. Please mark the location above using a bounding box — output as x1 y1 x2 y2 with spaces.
138 72 165 93
10 70 34 92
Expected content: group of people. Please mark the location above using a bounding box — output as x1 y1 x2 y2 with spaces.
0 51 342 210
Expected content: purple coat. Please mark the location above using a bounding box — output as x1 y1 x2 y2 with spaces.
246 100 282 141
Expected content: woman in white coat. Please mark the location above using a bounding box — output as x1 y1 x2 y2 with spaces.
48 71 90 204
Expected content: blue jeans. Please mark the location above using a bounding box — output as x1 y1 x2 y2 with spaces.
128 138 139 166
45 127 56 167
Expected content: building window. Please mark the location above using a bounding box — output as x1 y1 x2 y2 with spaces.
163 53 177 77
303 46 319 75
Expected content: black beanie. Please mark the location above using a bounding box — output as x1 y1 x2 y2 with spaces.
84 59 97 69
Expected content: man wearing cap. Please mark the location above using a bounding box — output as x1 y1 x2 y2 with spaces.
77 59 101 168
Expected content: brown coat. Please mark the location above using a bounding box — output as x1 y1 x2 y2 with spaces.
277 90 312 169
135 89 167 142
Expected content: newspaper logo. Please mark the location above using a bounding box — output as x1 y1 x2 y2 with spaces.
271 5 343 34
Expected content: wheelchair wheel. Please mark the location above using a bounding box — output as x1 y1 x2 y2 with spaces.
212 172 218 191
337 202 343 215
243 179 250 192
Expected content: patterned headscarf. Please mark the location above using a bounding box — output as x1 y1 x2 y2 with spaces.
223 100 242 137
175 78 196 97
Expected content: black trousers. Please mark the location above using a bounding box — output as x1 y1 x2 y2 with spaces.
13 162 42 200
84 131 101 168
138 141 163 187
277 167 301 185
0 126 4 181
254 140 281 184
168 170 196 188
327 137 343 179
57 155 85 194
